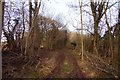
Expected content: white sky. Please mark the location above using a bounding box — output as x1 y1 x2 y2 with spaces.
40 0 79 31
39 0 118 34
4 0 119 33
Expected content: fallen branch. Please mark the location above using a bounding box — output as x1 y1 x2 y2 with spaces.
84 53 118 78
87 53 119 74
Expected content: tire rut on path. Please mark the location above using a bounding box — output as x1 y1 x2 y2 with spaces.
45 50 85 78
67 52 85 78
45 51 65 78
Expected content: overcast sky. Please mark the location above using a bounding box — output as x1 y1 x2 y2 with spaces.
38 0 118 34
4 0 119 33
40 0 78 31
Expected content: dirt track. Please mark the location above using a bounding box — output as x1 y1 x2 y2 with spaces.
45 50 85 78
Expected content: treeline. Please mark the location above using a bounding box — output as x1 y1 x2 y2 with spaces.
1 0 120 66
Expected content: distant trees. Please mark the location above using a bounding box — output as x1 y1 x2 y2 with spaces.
24 0 68 55
37 17 68 50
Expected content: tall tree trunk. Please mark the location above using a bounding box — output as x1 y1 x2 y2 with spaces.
118 4 120 72
24 0 33 55
90 1 107 55
0 1 4 44
104 6 113 64
0 1 4 79
90 1 99 55
32 0 41 54
25 0 41 55
78 0 84 61
20 1 25 52
93 21 98 55
22 2 25 38
29 0 32 30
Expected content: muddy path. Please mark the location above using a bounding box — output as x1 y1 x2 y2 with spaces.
45 51 65 78
66 52 85 78
45 50 85 78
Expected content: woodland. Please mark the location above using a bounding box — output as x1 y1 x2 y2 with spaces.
0 0 120 78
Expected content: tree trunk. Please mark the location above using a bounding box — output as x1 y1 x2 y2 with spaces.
0 1 4 79
118 7 120 72
104 6 113 64
29 0 32 30
78 0 84 61
32 1 41 53
0 1 4 44
24 0 33 55
93 21 98 55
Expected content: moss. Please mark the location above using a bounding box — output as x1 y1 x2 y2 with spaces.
59 59 74 77
28 71 40 78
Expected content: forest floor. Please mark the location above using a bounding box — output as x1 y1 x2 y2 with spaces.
2 48 119 78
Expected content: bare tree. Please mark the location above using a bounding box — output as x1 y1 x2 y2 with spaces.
24 0 42 55
90 0 108 54
90 0 118 55
1 1 28 52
